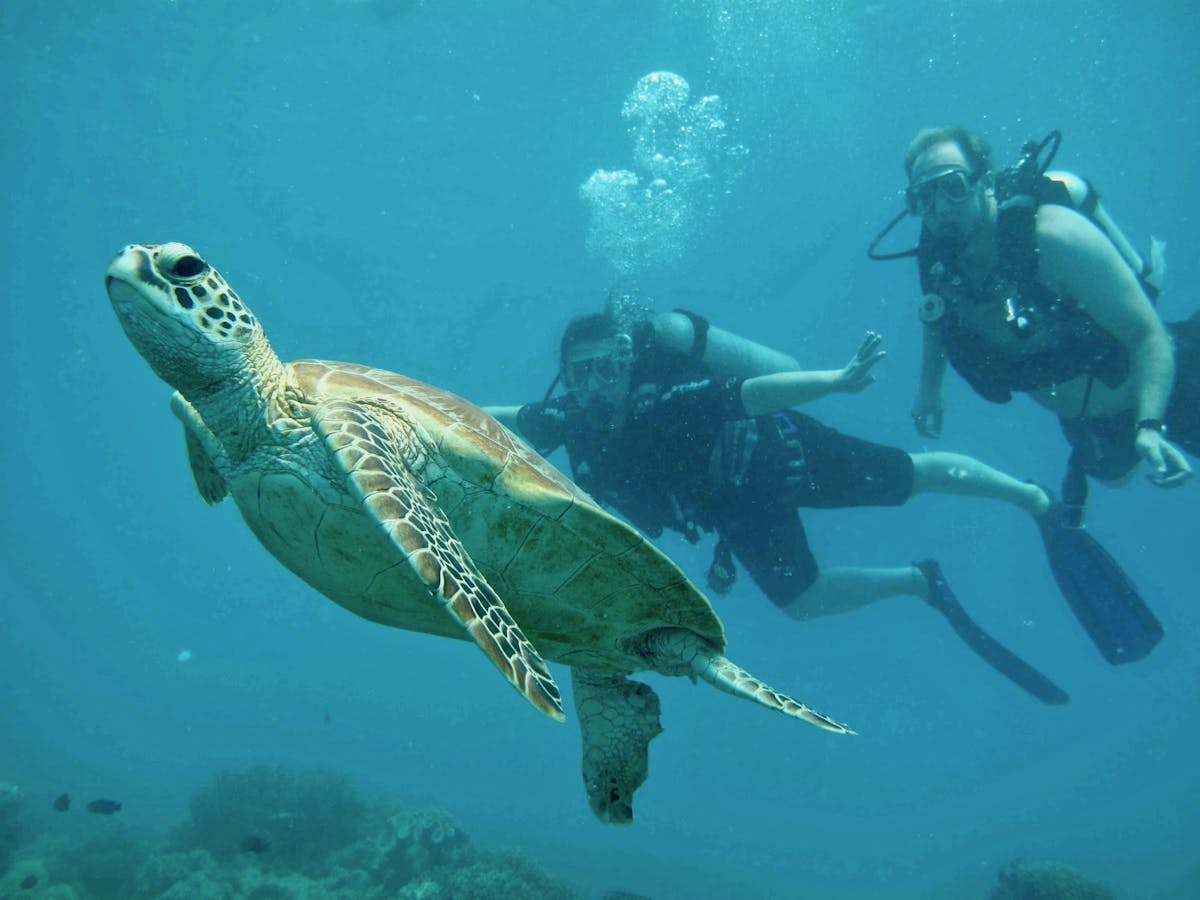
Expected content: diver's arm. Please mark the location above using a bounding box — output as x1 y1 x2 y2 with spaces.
740 332 884 417
1038 206 1190 486
911 325 948 438
652 311 800 377
483 403 569 458
483 405 522 433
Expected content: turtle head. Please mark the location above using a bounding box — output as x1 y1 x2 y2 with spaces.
106 243 267 394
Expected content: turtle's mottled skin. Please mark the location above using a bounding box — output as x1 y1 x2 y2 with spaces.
105 242 851 823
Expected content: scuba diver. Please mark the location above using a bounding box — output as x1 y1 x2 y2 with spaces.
868 125 1189 664
488 304 1104 705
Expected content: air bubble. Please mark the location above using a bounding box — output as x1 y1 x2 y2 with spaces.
580 71 748 277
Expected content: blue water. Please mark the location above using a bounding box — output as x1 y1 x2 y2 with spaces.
3 1 1198 897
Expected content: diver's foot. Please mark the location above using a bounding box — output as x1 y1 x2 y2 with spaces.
1024 479 1088 527
1016 477 1053 519
914 558 956 614
1026 482 1052 519
1029 487 1086 530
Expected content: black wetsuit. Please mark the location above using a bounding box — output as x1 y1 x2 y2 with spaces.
919 201 1200 484
516 333 914 607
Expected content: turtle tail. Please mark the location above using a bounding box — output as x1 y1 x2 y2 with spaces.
645 628 855 735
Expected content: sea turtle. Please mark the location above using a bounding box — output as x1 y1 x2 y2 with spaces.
104 242 852 823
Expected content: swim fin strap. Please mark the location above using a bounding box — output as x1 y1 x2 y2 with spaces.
1038 505 1163 665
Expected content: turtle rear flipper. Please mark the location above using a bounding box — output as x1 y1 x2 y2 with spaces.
572 668 663 824
646 628 854 734
314 398 564 721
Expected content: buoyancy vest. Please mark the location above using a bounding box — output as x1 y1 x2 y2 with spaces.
917 192 1131 403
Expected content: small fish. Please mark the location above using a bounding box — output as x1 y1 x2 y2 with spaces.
20 874 38 889
52 793 71 811
86 798 122 815
240 835 271 854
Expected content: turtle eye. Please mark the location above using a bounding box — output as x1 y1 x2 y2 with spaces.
171 254 206 278
157 243 208 282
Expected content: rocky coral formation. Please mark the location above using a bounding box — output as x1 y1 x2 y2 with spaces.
59 828 152 899
0 765 576 898
175 764 366 876
990 859 1117 900
369 808 473 890
0 782 23 878
428 849 578 900
133 846 376 900
0 856 79 899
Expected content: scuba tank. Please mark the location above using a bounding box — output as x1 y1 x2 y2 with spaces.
868 129 1167 301
1039 168 1166 300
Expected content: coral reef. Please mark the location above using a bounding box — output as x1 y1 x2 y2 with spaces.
990 859 1117 900
56 828 151 900
327 804 574 899
426 849 578 900
0 765 577 898
0 856 79 899
0 782 23 878
352 807 473 892
175 764 366 876
133 846 377 900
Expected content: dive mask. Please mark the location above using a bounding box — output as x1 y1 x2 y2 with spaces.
559 355 624 391
562 351 628 392
905 166 980 216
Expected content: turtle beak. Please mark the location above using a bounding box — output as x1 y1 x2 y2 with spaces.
104 268 149 324
105 268 162 323
106 245 160 303
105 274 135 307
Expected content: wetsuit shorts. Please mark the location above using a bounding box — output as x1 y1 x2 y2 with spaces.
717 411 916 607
1059 312 1200 481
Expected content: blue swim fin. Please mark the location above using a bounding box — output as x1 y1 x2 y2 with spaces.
916 560 1070 705
1038 504 1163 665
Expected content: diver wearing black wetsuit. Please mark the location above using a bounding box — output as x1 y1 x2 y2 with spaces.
515 336 913 607
488 310 1080 703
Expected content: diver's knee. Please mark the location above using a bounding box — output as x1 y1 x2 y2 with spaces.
777 581 819 620
907 451 937 491
908 451 943 477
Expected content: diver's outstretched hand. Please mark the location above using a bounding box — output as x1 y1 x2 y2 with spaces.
1137 429 1193 488
834 331 886 393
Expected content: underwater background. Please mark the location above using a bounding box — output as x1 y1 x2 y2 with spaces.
2 1 1198 897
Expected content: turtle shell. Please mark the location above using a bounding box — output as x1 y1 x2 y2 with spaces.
238 359 725 674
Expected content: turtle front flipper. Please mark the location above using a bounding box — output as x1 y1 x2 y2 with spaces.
313 398 564 721
170 392 229 505
645 628 855 734
571 668 663 825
